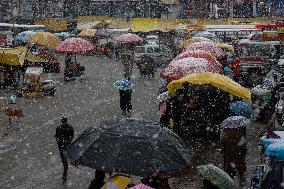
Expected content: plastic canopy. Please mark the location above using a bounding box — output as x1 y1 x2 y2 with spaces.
0 46 28 66
167 72 251 100
160 57 222 81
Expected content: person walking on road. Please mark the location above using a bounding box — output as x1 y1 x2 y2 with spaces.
119 77 133 116
221 127 247 182
119 88 132 117
55 117 74 183
122 55 133 78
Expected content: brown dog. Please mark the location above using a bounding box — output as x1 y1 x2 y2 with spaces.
3 107 24 124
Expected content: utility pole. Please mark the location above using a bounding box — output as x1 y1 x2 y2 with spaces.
252 0 257 17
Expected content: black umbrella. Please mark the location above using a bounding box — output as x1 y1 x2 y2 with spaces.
66 119 192 177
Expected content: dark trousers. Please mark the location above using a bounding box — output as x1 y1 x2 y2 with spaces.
59 148 68 179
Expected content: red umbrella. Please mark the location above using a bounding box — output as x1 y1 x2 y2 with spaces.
174 50 222 69
186 41 225 60
160 57 222 81
54 37 96 54
116 33 143 44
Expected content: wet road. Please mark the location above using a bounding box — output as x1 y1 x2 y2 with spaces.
0 55 263 189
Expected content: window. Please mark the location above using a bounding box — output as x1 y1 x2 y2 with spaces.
146 47 154 53
153 46 161 53
135 47 145 54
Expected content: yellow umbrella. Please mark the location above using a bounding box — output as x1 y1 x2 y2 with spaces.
28 32 60 49
78 29 97 37
102 175 132 189
167 72 251 100
218 43 234 52
182 37 212 49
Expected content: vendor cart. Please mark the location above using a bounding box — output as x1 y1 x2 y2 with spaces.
24 46 61 73
19 67 55 97
64 55 85 82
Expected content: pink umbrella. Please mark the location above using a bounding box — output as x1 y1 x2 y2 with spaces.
54 37 96 54
129 184 154 189
160 57 222 81
173 50 222 69
186 41 225 60
116 33 143 44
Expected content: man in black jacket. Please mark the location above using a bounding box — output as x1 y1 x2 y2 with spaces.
55 117 74 183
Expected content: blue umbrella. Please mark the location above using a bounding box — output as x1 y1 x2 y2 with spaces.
220 116 249 129
229 101 252 119
14 31 36 45
265 142 284 160
113 79 133 90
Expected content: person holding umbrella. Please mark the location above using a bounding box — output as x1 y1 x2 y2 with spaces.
55 117 74 183
114 77 133 116
220 116 249 182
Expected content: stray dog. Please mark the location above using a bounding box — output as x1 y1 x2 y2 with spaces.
3 107 24 124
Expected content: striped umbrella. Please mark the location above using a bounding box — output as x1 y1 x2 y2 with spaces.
54 37 96 54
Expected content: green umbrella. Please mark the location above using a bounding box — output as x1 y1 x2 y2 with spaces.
197 164 237 189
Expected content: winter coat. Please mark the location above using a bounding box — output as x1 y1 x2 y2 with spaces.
122 59 133 77
160 101 171 128
119 89 132 111
221 129 246 177
55 124 74 150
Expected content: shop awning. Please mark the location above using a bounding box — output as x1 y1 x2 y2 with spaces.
131 18 159 32
157 19 188 32
77 21 103 31
0 46 28 66
107 18 130 29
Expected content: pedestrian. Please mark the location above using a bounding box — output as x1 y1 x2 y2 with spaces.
122 55 133 78
159 101 171 128
142 55 155 78
138 55 147 77
119 87 132 116
114 43 120 60
55 117 74 183
221 128 246 182
170 88 185 135
88 169 106 189
118 77 133 116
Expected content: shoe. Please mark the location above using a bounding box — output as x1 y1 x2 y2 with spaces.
62 176 67 184
121 111 126 116
126 111 132 117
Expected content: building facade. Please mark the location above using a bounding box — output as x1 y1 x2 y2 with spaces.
0 0 283 23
